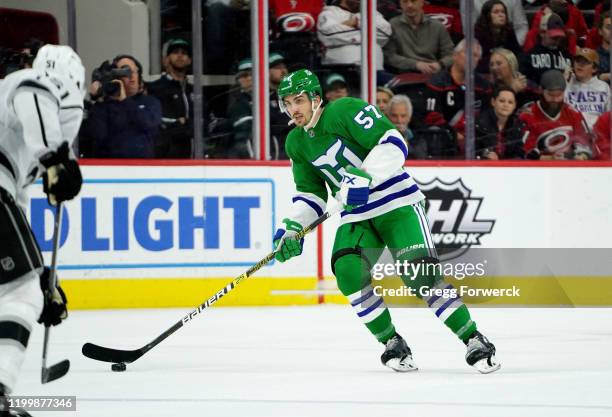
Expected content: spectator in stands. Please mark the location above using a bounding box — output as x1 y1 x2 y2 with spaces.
592 110 611 159
148 39 199 158
523 0 587 52
269 52 289 91
422 39 492 151
475 86 526 159
388 94 428 159
376 86 394 116
521 13 573 84
269 53 290 159
324 73 350 102
423 0 463 44
520 69 592 160
475 0 523 74
585 1 608 49
83 55 161 158
595 11 611 81
469 0 529 45
565 48 610 129
489 48 540 108
383 0 455 74
317 0 391 70
226 58 254 158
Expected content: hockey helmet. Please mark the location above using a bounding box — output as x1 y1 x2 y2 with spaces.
278 69 322 115
33 44 86 100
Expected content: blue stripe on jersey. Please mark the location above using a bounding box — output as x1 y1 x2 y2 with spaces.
341 184 420 217
371 172 410 193
381 136 409 160
357 296 384 317
350 289 374 307
292 196 324 217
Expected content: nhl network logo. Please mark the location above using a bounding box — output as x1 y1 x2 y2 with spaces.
416 178 495 260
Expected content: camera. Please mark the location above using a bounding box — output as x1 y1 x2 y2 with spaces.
91 60 132 98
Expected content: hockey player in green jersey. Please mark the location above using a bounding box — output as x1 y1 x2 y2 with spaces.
273 69 500 374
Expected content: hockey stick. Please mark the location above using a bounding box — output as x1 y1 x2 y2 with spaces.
41 202 70 383
82 205 340 365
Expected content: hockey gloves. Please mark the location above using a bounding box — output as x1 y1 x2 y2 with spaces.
339 166 372 212
39 142 83 206
37 267 68 327
273 219 304 262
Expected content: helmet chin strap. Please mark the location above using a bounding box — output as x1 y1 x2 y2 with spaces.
303 98 323 131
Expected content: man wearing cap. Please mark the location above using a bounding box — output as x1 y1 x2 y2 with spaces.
521 12 572 85
565 48 611 129
148 39 203 158
523 0 588 51
324 73 349 102
520 69 592 160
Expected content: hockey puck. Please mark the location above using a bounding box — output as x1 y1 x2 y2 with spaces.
111 362 127 372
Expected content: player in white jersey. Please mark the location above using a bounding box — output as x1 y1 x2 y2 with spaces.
0 45 85 416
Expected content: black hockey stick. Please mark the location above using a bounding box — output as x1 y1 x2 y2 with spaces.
82 205 339 365
41 202 70 383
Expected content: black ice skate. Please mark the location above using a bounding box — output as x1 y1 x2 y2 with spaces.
0 385 32 417
381 333 418 372
464 330 501 374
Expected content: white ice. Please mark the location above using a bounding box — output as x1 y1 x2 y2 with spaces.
15 306 612 417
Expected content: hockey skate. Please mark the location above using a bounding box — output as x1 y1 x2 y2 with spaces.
464 330 501 374
381 333 418 372
0 385 32 417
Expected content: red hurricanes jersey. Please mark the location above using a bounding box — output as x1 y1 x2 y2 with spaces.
520 101 592 158
270 0 324 32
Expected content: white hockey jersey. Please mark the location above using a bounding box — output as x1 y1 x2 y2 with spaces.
0 68 83 203
317 5 391 70
564 75 611 129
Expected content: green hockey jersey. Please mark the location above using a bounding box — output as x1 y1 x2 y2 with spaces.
284 97 424 226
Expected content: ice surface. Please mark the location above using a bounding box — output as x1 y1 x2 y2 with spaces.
16 306 612 417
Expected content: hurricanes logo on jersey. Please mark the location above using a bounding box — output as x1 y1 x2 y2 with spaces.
416 178 495 260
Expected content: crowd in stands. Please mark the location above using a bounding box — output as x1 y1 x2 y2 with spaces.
3 0 612 160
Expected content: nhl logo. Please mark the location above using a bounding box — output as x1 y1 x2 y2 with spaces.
308 129 315 138
416 178 495 260
1 257 15 272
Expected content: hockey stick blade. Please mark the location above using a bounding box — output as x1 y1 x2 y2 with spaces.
81 206 340 366
81 343 144 364
41 359 70 384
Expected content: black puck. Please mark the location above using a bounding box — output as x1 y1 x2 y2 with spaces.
111 362 127 372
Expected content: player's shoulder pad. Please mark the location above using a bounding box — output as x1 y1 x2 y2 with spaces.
13 69 83 111
10 69 62 104
323 97 366 121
